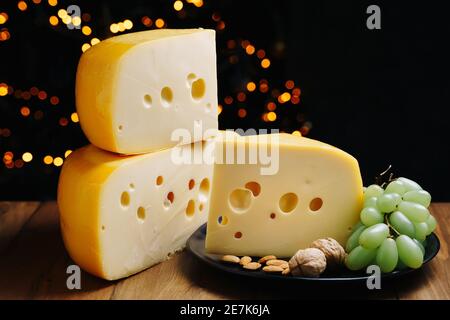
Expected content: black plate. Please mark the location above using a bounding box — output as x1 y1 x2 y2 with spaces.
186 224 440 283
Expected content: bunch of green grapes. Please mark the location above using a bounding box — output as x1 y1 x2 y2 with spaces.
345 177 437 273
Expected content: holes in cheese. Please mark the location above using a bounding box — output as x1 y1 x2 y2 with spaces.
143 94 152 109
164 191 175 208
188 179 195 190
120 191 130 208
185 199 195 217
279 192 298 213
156 175 164 186
191 78 206 100
309 197 323 212
58 141 213 280
198 178 210 203
205 133 363 258
234 231 243 239
75 29 218 154
244 181 261 197
229 188 253 213
160 86 173 107
137 206 146 222
218 215 229 225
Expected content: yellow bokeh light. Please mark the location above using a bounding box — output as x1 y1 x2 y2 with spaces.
246 82 256 92
71 112 79 123
123 19 133 30
57 9 67 19
53 157 63 167
82 26 92 35
90 38 100 46
49 16 58 26
292 130 301 137
48 0 58 7
118 22 125 32
43 155 53 165
245 45 255 55
0 13 8 24
62 15 72 24
192 0 203 7
267 111 277 122
218 104 223 115
174 0 183 11
155 18 165 28
279 92 291 103
32 0 42 4
261 58 271 69
110 23 119 33
22 152 33 162
72 16 81 27
18 1 28 11
64 150 72 158
81 43 91 52
0 85 8 96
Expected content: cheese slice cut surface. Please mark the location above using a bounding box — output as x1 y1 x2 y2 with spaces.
76 29 217 154
58 142 213 280
205 133 363 257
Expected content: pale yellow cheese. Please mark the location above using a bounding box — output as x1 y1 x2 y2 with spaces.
76 29 217 154
205 133 363 257
58 142 213 280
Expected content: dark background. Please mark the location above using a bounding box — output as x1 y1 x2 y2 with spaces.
0 0 449 200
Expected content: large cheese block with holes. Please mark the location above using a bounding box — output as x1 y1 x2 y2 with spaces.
205 132 363 257
58 141 213 280
76 29 217 155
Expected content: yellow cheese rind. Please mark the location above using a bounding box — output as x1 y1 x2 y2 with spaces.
205 133 363 257
58 143 213 280
76 29 218 155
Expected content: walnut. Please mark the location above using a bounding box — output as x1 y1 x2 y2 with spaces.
310 238 346 268
288 248 327 277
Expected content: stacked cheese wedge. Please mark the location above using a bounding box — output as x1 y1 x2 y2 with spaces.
58 29 218 280
58 29 364 281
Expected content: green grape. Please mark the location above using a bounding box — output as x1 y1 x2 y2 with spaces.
376 238 398 273
425 215 437 234
414 222 428 241
389 211 416 238
377 193 401 213
397 177 422 192
413 239 425 256
346 225 366 253
385 180 406 196
364 196 379 208
397 201 429 223
359 223 390 249
351 220 364 232
402 190 431 208
396 235 424 269
345 245 378 271
360 207 384 226
364 184 384 200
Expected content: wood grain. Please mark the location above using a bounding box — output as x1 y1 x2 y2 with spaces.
0 201 448 300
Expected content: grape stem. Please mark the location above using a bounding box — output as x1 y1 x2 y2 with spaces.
385 213 400 237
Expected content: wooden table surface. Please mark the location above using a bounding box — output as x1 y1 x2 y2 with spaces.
0 201 448 300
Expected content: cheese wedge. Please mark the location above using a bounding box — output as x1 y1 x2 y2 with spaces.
205 132 363 257
76 29 217 154
58 142 213 280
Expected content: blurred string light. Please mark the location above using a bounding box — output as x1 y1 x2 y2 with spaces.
1 0 306 170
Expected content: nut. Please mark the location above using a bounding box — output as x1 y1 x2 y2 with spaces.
262 265 284 273
288 248 327 277
282 268 291 276
310 238 346 268
258 255 277 264
266 259 289 267
221 255 240 264
243 262 262 270
240 256 252 266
